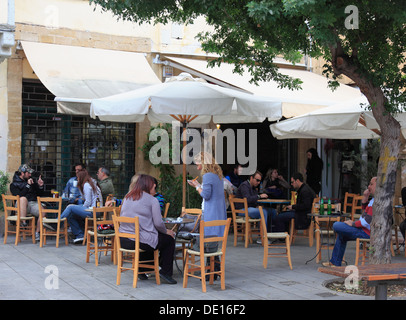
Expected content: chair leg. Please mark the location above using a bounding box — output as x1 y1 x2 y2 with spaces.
183 249 189 289
154 250 160 285
86 232 91 263
14 223 20 246
220 256 226 290
200 254 207 293
82 219 88 245
3 219 8 244
355 238 360 266
309 222 314 247
31 219 36 244
286 235 293 270
263 242 268 269
40 222 44 248
116 251 122 286
244 223 249 248
133 251 139 288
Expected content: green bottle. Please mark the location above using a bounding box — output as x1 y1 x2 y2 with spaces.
327 198 332 215
319 198 324 215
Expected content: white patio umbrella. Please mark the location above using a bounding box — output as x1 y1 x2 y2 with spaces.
90 73 282 206
269 96 406 140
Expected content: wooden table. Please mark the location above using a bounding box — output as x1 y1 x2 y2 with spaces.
318 263 406 300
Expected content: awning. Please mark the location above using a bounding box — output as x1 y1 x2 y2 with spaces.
21 41 161 115
162 56 364 118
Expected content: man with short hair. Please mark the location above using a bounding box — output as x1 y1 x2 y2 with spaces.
323 176 377 267
10 164 47 240
63 163 85 204
235 170 276 232
273 172 316 233
97 166 115 204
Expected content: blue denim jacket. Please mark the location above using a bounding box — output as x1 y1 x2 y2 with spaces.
63 177 83 204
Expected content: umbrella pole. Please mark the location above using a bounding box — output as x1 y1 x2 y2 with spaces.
182 122 187 208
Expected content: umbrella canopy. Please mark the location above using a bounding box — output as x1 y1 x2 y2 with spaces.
90 73 283 207
269 96 406 140
90 73 282 124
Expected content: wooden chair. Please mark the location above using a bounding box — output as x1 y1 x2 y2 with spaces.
289 196 319 247
229 196 261 248
258 207 292 269
355 237 395 266
37 197 68 248
112 215 160 288
163 202 170 218
175 207 202 264
86 206 116 266
82 205 106 245
183 218 231 293
343 192 357 216
351 195 364 220
2 194 35 245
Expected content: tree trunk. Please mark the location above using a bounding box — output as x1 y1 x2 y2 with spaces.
368 90 401 264
329 43 401 264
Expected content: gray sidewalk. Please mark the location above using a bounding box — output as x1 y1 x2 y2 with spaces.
0 234 405 300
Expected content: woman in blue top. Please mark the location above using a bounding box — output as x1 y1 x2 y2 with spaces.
188 152 227 247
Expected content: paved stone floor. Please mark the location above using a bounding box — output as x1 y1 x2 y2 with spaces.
1 233 405 303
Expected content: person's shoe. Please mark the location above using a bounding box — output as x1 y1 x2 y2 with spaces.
73 237 84 244
322 261 338 267
159 273 177 284
35 232 40 241
138 274 148 280
20 222 28 228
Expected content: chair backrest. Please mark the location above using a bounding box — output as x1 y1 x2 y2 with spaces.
2 194 20 219
163 202 170 218
311 197 320 214
113 205 122 217
351 195 364 220
37 197 63 222
229 197 249 220
180 207 202 232
291 191 297 205
112 215 139 251
343 192 357 214
197 218 231 253
91 206 116 231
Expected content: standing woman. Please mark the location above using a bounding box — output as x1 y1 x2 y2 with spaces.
119 174 177 284
61 169 101 243
305 148 323 195
188 152 227 251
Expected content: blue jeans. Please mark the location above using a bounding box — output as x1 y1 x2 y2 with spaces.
239 207 276 231
61 204 92 238
330 221 369 266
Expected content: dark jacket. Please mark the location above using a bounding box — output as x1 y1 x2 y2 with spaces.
10 172 44 201
292 183 316 229
235 180 258 209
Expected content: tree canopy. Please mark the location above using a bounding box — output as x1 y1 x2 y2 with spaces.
90 0 406 111
90 0 406 263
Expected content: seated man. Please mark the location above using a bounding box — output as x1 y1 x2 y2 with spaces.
97 166 115 204
273 172 316 233
323 176 376 267
235 170 276 233
63 163 85 204
10 164 47 241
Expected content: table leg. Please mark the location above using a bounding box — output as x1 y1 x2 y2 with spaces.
375 284 388 300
